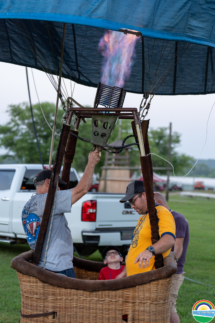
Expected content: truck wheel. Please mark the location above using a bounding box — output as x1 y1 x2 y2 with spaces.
74 245 96 257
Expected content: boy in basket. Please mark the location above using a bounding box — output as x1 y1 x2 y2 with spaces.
98 246 124 280
98 246 127 321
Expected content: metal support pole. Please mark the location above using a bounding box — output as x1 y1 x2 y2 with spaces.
133 112 145 156
166 122 172 201
49 23 66 168
118 119 122 140
33 123 70 264
104 151 108 192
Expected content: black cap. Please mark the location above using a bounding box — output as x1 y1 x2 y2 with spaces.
33 169 67 186
102 246 121 259
120 181 145 203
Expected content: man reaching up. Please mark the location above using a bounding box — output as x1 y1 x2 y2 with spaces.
22 150 100 278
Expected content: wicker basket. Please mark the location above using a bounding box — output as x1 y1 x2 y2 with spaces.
11 251 177 323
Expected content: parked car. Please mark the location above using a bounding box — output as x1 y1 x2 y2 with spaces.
154 184 165 192
194 181 205 190
169 184 183 191
0 164 139 257
89 182 99 193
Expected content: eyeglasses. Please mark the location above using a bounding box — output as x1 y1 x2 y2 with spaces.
106 251 119 257
129 194 141 206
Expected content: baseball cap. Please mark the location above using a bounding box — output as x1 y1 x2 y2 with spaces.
33 169 67 185
119 181 145 203
102 246 122 259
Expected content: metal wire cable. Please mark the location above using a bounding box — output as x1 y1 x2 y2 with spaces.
69 131 139 152
184 277 215 288
31 69 60 136
26 67 44 167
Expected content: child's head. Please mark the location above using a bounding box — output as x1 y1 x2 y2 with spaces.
102 246 123 266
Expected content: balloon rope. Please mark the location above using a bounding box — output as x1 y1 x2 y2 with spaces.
26 67 44 167
31 69 60 136
49 23 66 168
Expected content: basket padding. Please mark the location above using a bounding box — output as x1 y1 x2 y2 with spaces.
61 130 78 190
11 250 177 292
33 124 70 264
140 156 164 269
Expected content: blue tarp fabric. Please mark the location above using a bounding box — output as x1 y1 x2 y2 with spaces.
1 0 215 95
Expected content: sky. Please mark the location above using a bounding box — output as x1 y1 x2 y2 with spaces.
0 62 215 161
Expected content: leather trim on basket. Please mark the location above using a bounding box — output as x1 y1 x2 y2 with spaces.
73 255 105 272
20 311 56 318
11 250 177 292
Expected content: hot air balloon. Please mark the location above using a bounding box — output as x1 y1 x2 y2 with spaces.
5 1 215 322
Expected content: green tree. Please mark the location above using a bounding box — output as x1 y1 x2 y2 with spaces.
0 102 64 164
148 127 193 175
188 163 215 178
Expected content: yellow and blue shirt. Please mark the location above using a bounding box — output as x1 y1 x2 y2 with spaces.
126 205 176 276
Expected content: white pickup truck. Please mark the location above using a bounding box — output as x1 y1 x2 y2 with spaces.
0 164 140 256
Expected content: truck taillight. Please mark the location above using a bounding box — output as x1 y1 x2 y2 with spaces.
82 200 97 222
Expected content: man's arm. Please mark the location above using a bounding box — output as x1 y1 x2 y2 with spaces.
174 237 184 260
134 234 175 269
71 150 100 205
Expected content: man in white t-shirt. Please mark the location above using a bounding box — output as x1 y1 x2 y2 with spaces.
22 150 100 278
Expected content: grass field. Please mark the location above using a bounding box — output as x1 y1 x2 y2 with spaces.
0 195 215 323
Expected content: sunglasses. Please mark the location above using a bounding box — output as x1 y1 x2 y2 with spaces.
106 251 120 257
129 194 142 206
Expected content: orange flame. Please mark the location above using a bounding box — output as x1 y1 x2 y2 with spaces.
98 30 139 87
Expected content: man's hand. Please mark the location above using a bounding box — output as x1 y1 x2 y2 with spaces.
88 150 100 166
134 249 153 269
71 150 100 205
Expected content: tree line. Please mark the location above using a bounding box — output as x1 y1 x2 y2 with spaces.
0 102 194 176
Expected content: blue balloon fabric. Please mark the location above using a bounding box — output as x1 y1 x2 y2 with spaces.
0 0 215 95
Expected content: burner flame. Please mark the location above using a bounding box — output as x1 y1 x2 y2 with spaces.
98 30 139 88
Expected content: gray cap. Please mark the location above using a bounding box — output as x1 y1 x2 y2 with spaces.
33 169 67 186
120 181 145 203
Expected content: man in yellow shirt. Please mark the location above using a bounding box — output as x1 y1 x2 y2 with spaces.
118 181 176 277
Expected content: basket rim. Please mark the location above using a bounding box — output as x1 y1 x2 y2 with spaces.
11 250 177 292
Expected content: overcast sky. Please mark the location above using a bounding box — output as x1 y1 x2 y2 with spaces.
0 62 215 161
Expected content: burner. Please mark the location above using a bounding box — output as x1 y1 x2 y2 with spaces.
94 82 126 109
91 114 118 147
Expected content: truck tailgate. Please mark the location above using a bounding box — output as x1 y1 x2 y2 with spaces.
95 194 140 228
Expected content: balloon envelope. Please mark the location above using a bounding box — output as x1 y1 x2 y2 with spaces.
1 0 215 95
